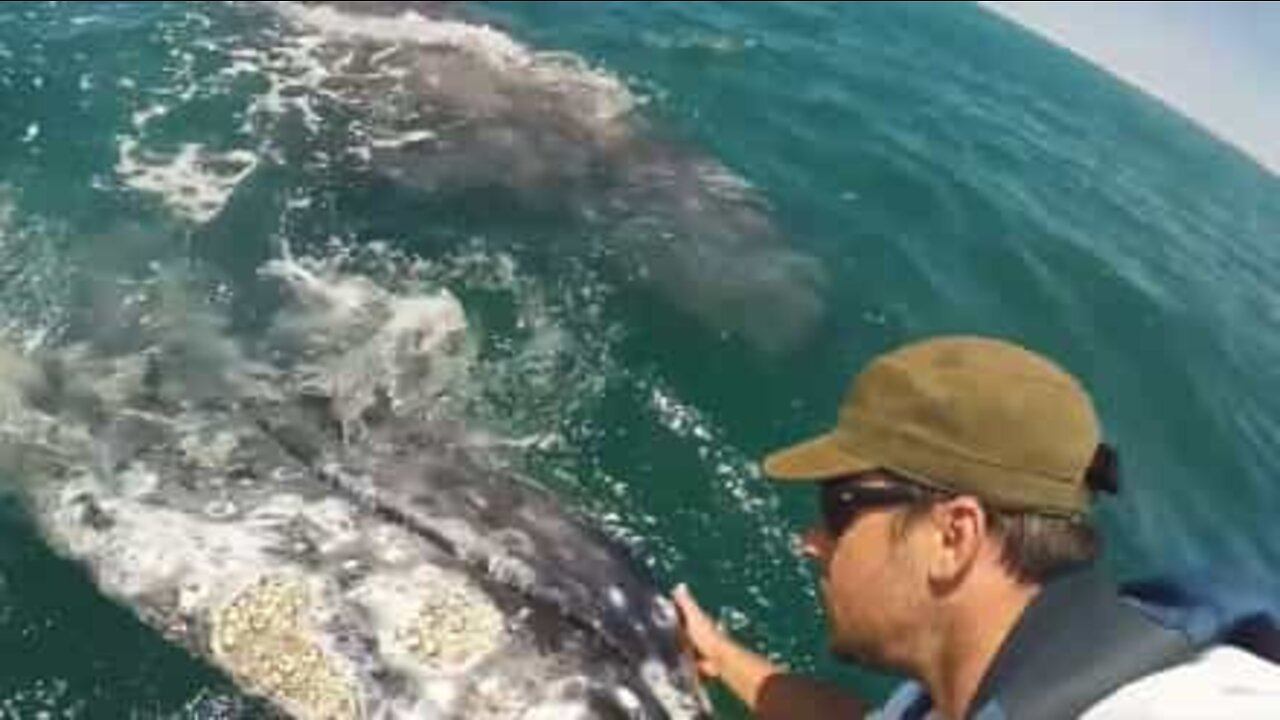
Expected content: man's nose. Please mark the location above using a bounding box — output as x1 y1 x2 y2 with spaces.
799 525 829 561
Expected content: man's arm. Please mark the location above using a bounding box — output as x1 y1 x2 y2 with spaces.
672 584 869 719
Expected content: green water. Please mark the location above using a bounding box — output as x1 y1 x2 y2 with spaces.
1 2 1278 717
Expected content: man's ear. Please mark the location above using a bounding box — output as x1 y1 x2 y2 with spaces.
927 496 986 592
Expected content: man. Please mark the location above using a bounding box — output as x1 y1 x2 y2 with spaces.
673 336 1280 719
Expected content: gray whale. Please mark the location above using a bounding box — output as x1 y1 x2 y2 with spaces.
0 257 708 719
242 1 827 356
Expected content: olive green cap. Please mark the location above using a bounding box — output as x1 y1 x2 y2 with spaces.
763 336 1101 515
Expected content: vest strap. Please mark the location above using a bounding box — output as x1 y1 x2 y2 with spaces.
967 570 1195 719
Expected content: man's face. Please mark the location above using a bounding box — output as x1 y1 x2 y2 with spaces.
800 473 934 671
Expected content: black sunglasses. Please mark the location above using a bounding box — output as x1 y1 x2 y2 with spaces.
819 475 941 537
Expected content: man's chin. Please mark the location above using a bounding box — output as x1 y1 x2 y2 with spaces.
828 635 896 673
829 643 861 665
826 633 861 664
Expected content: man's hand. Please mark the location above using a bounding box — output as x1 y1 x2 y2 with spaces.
673 583 731 679
671 583 870 719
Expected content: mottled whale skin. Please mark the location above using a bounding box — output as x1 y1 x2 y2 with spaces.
0 259 708 720
255 0 827 356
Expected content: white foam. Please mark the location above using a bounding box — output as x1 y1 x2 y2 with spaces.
0 346 40 432
649 385 714 442
261 252 472 429
272 3 532 68
116 461 161 500
0 678 72 718
116 138 259 223
370 129 438 150
242 42 329 134
131 103 169 129
69 14 100 26
261 255 383 322
0 195 74 352
271 1 637 125
108 22 318 226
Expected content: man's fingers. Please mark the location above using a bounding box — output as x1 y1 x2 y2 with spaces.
673 583 707 624
672 583 724 679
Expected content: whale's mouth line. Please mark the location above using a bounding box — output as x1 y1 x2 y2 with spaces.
248 409 651 681
252 411 466 556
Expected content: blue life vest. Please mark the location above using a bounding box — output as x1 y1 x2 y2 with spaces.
883 568 1280 719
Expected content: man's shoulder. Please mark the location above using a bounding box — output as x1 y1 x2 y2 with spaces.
870 570 1280 719
1081 645 1280 720
873 646 1280 720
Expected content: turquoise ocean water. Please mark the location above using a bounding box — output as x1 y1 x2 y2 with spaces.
1 2 1278 717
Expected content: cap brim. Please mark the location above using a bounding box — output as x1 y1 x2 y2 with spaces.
761 432 878 482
